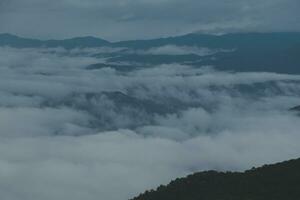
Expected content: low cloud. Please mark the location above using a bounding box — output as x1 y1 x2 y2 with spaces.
139 45 231 56
0 47 300 199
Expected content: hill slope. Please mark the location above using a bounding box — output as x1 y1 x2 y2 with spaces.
131 158 300 200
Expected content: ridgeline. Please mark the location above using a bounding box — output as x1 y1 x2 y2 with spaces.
132 158 300 200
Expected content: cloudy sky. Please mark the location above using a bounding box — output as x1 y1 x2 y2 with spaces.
0 0 299 40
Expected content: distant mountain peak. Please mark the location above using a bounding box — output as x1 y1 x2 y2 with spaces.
0 33 20 38
0 33 110 48
62 35 109 42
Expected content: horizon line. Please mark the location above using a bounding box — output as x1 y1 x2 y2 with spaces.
1 31 300 43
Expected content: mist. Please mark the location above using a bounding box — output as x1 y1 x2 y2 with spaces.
0 46 299 200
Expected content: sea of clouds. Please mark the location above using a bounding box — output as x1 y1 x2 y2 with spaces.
0 46 300 200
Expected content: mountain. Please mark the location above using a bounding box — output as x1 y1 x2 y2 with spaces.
131 158 300 200
112 32 300 74
0 33 110 49
1 32 300 74
114 32 300 49
2 32 299 50
0 33 43 48
45 36 110 49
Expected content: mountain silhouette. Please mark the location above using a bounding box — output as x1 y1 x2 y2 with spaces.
1 32 300 74
132 158 300 200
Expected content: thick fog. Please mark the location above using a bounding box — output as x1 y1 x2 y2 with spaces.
0 47 300 200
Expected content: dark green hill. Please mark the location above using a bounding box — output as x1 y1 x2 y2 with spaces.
131 158 300 200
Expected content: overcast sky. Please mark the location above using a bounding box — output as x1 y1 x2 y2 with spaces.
0 0 299 41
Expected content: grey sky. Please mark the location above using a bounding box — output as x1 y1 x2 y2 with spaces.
0 0 299 41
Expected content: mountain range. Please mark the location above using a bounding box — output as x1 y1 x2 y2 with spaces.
0 33 110 48
1 32 299 74
1 32 299 49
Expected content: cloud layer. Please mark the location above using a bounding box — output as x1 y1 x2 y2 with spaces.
0 47 300 200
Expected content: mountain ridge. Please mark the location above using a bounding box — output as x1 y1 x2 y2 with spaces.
0 33 110 48
1 32 300 74
1 32 300 49
131 158 300 200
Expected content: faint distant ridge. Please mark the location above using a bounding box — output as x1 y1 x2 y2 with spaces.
1 32 300 74
113 32 300 49
45 36 110 48
111 32 300 74
0 33 110 49
1 32 300 49
0 33 43 48
131 158 300 200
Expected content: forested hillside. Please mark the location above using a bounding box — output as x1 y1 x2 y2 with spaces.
132 158 300 200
